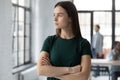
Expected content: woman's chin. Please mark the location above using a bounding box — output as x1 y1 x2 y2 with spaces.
55 27 61 29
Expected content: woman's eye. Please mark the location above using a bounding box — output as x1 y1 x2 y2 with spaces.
58 13 63 17
59 15 63 17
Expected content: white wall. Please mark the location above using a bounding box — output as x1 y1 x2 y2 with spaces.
0 0 13 80
31 0 56 62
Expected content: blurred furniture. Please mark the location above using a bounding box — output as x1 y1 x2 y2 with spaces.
91 65 110 80
91 59 120 66
91 59 120 80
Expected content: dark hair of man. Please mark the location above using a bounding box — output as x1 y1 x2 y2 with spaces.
54 1 82 38
95 24 100 29
112 41 120 49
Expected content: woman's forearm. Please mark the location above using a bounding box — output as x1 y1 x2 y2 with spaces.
56 55 91 80
37 65 69 77
37 52 81 77
37 52 71 77
55 70 90 80
37 64 81 77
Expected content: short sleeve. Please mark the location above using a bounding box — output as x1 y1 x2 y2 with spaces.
41 36 51 53
81 39 92 58
41 35 56 53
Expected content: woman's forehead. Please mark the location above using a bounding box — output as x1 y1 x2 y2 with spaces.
54 6 66 14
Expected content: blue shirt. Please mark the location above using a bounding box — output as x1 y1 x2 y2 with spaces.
106 49 120 73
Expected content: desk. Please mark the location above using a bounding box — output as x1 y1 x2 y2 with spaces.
90 59 120 80
91 59 120 66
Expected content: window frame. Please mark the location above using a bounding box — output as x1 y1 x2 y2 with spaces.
73 0 120 49
12 0 31 68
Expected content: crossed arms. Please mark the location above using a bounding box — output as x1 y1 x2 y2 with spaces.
37 51 91 80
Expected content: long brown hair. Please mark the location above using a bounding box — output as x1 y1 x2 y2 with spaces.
54 1 82 38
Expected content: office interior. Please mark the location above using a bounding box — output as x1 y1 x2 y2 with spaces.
0 0 120 80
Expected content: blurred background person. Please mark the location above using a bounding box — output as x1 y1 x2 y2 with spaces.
106 41 120 80
91 24 104 77
92 24 104 59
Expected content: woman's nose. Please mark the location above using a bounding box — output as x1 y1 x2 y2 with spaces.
54 17 57 21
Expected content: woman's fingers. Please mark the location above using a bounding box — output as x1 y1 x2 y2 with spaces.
41 57 51 65
70 65 81 74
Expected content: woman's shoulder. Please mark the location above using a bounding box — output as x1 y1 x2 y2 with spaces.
46 35 57 40
44 35 57 44
78 37 89 43
77 37 91 47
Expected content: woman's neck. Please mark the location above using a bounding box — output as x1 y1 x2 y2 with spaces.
60 29 74 39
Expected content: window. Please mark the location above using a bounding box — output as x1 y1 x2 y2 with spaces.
78 13 91 42
115 12 120 41
94 12 112 49
74 0 112 11
116 0 120 10
12 0 31 68
115 0 120 41
73 0 120 55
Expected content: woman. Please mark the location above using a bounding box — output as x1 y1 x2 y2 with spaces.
37 1 92 80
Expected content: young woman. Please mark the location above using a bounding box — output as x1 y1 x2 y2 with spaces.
37 1 92 80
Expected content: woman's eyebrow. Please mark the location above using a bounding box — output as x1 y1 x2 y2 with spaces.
54 11 64 14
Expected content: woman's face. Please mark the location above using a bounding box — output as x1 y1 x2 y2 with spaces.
54 6 72 29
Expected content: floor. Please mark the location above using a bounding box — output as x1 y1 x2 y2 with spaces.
91 76 110 80
90 74 120 80
90 72 111 80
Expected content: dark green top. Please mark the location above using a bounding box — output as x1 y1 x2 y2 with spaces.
41 35 92 80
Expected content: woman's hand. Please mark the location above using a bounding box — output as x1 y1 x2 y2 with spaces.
41 56 51 65
69 65 81 74
41 56 81 74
